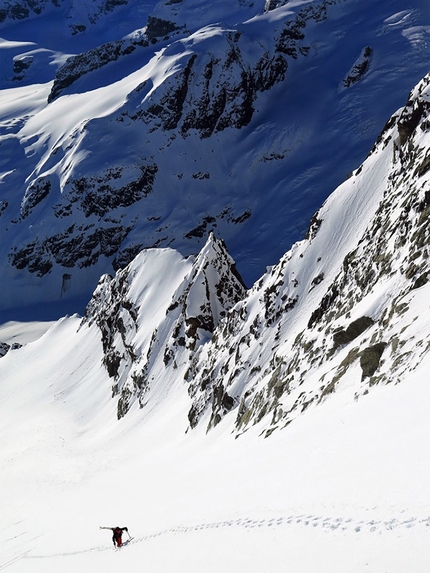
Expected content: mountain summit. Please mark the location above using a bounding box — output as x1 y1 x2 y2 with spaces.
81 233 246 418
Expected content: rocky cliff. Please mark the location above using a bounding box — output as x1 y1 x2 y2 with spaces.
1 0 429 312
56 74 430 434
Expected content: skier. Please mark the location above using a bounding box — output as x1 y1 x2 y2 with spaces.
100 526 129 547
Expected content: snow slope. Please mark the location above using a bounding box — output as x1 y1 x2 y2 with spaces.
1 315 430 573
0 319 54 344
3 78 430 565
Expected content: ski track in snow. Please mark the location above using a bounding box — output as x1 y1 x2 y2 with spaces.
13 512 430 564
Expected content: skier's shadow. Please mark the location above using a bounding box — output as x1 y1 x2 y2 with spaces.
119 538 133 548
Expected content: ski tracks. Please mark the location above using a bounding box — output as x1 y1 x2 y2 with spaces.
140 512 430 541
6 511 429 566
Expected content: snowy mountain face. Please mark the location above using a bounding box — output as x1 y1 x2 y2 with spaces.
1 0 430 316
187 74 430 435
5 73 427 437
1 0 430 432
81 234 246 418
2 6 430 571
0 0 430 433
16 71 424 437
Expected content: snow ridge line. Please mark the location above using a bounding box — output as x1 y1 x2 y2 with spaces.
17 512 430 562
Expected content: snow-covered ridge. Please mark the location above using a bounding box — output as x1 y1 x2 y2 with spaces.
80 234 246 418
187 73 430 434
3 74 430 439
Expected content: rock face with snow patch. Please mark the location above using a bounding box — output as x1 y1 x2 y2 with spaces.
82 234 246 418
0 342 11 358
184 73 430 434
76 73 430 434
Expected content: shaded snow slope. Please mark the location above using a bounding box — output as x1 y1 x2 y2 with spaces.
1 0 430 316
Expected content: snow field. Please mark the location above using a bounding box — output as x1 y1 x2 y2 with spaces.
1 318 430 572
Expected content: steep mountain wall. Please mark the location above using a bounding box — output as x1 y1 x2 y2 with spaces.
187 73 430 435
2 74 430 439
16 73 426 434
1 0 429 314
